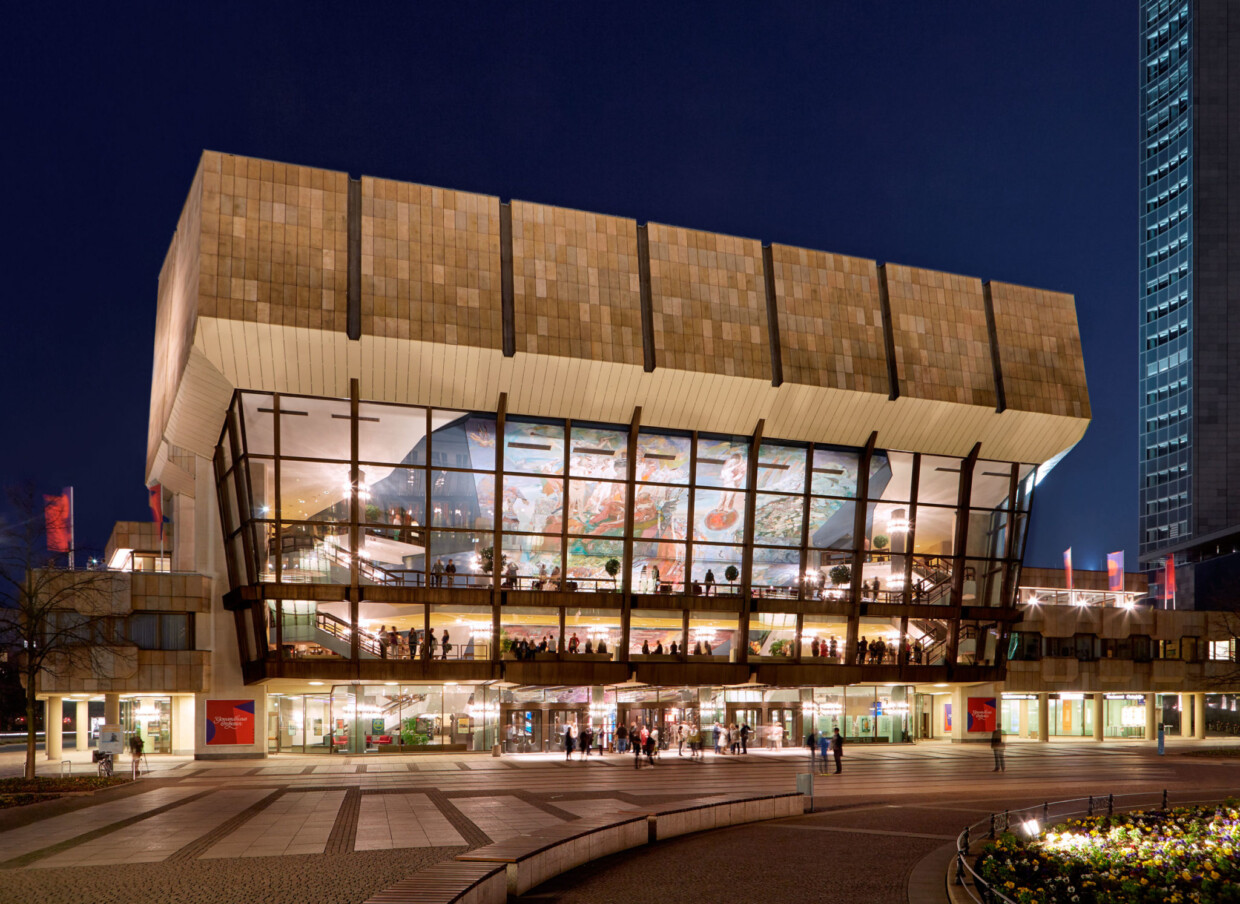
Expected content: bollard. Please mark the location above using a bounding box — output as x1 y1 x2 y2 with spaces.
989 814 995 839
1003 809 1009 833
1043 801 1049 824
955 851 965 886
1162 789 1168 810
1108 794 1114 816
1087 796 1094 817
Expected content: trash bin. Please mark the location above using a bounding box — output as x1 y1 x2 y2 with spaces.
797 773 814 812
492 743 502 757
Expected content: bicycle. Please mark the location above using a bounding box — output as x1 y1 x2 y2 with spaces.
93 750 114 777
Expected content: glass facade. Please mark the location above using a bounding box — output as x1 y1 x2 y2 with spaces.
1139 0 1194 557
215 388 1036 675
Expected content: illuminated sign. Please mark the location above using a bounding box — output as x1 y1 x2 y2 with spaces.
205 700 256 745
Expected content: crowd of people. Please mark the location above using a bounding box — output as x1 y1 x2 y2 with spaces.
369 625 454 660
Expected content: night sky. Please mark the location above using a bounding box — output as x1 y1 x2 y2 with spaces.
1 3 1134 571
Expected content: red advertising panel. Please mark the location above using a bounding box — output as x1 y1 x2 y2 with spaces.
966 697 997 733
944 702 952 732
205 700 255 745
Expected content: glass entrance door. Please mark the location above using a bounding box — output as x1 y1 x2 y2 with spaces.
502 707 542 753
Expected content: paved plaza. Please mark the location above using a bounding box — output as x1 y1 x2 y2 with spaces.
0 741 1238 904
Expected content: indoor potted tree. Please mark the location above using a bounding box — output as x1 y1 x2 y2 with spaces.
828 564 852 587
724 564 739 591
604 557 621 590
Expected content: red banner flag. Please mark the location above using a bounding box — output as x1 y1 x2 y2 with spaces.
1164 554 1176 602
148 484 164 541
1063 547 1073 590
1106 551 1124 592
43 488 72 554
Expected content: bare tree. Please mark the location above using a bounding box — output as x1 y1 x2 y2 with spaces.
0 484 124 779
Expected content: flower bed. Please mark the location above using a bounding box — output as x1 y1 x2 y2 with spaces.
976 804 1240 904
0 776 130 809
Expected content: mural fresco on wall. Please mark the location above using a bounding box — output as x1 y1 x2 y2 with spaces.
632 540 685 590
569 427 628 479
566 538 624 582
636 432 691 485
752 547 802 587
567 480 627 536
633 485 688 539
425 414 497 472
756 443 806 493
694 438 749 489
809 498 853 549
693 489 747 543
811 448 860 497
754 493 805 546
504 420 565 475
502 475 563 535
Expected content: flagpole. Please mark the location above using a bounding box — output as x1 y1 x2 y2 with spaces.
68 486 75 571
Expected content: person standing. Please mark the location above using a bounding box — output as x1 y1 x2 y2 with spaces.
740 722 750 754
704 569 716 596
806 728 817 769
445 559 457 587
633 728 643 769
441 629 450 660
616 722 629 755
831 728 843 774
644 730 656 767
818 729 830 765
431 558 444 587
990 728 1006 772
564 725 575 761
580 726 593 760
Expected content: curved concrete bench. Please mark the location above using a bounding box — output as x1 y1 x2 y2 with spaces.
366 791 807 903
361 860 505 904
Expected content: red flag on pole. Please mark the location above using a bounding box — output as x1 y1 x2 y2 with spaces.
44 488 71 554
1106 551 1124 592
1164 554 1176 602
148 484 164 541
1063 547 1073 590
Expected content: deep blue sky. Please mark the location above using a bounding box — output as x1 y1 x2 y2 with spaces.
1 2 1134 570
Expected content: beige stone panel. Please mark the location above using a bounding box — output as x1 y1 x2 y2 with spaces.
770 244 887 394
360 177 502 349
647 222 770 381
988 281 1090 419
511 200 643 366
885 264 996 408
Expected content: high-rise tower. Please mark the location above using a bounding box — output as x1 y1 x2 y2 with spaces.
1139 1 1240 608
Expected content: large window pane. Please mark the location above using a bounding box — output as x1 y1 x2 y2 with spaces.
279 396 351 460
280 523 350 583
500 606 559 656
569 426 628 478
247 458 275 519
756 442 806 493
689 613 738 658
909 555 954 606
869 450 913 502
971 461 1014 509
917 455 963 506
695 437 749 489
752 547 801 592
366 466 427 528
567 480 627 536
802 615 848 662
754 493 805 546
428 531 483 586
500 534 562 583
962 559 1006 607
809 498 854 549
280 460 350 522
693 489 747 543
911 505 956 556
430 605 492 660
358 402 428 465
633 485 689 539
565 608 621 658
566 537 624 591
504 419 565 475
690 544 743 592
430 412 496 471
357 602 425 658
965 508 1008 559
632 541 685 592
629 609 683 655
501 475 562 534
433 470 494 529
811 448 859 497
240 392 274 456
636 431 691 484
749 612 797 658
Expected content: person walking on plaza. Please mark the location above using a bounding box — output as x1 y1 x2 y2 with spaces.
806 728 817 769
564 725 575 761
580 726 593 760
740 722 750 754
831 728 843 774
616 722 629 754
644 730 657 767
713 722 722 754
730 722 741 755
818 728 830 766
990 728 1006 772
633 727 643 769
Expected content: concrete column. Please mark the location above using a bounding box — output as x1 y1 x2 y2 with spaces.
1194 693 1206 740
1037 693 1049 742
1017 699 1029 738
45 697 63 760
75 701 89 751
104 693 121 725
172 696 195 756
1145 693 1157 741
1180 694 1192 738
1092 694 1104 742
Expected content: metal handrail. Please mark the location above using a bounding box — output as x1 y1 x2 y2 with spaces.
953 789 1234 904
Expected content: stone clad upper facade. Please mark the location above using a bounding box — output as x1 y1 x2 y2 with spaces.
148 151 1091 487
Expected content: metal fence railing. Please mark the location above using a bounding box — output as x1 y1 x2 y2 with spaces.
953 789 1235 904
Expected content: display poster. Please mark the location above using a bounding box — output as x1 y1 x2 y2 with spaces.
966 697 998 732
371 718 385 734
205 700 256 745
97 724 124 754
944 703 952 732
